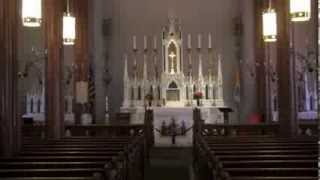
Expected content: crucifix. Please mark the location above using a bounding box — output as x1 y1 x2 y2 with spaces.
169 51 176 74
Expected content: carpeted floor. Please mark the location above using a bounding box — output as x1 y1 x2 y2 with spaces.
144 147 193 180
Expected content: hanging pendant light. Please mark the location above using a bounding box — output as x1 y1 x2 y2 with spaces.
318 0 320 18
290 0 311 22
22 0 42 27
63 0 76 45
262 8 277 43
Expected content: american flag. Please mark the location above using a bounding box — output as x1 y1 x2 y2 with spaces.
88 62 96 122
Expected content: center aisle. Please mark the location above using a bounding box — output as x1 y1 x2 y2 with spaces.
145 147 194 180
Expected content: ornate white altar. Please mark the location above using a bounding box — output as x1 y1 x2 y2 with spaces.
121 17 227 125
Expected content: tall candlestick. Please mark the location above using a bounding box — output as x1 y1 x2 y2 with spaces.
187 34 191 49
144 35 147 50
198 34 202 49
133 36 137 50
208 33 212 49
153 36 157 50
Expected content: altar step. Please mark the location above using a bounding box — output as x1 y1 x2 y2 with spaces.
145 147 194 180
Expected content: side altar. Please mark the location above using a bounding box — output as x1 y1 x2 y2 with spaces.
121 17 229 132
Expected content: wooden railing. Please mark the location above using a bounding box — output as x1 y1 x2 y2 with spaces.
201 124 279 137
298 122 318 137
193 108 318 137
104 135 145 180
22 124 145 138
199 123 318 137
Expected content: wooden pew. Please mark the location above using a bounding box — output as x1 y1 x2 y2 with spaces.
0 168 105 177
0 133 145 180
1 178 97 180
224 167 318 177
221 160 317 168
231 177 318 180
194 134 318 180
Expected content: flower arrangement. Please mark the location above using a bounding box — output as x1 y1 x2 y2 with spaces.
193 92 203 100
194 92 203 106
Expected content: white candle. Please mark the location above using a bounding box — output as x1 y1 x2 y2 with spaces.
208 33 212 49
144 35 147 50
153 36 157 50
133 36 137 50
187 34 191 49
198 34 202 49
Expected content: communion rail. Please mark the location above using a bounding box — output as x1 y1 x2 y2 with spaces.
23 124 145 138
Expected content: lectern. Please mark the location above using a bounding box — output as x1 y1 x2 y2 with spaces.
218 107 233 124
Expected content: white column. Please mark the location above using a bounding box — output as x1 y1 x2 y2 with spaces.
198 53 204 95
216 54 224 106
143 53 148 81
122 54 130 108
208 72 213 99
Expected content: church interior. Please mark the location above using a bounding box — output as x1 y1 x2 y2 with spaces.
0 0 319 179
